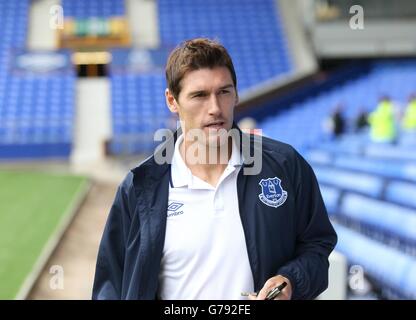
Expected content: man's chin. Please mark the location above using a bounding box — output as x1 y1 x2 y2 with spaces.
205 131 229 148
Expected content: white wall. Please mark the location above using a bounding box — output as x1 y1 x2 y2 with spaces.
27 0 61 50
70 79 111 165
126 0 160 48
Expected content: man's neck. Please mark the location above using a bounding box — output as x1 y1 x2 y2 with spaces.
180 137 232 187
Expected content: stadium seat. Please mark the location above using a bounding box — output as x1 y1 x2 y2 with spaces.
365 144 416 162
335 224 416 299
340 193 416 247
319 185 341 214
304 150 333 165
313 166 384 197
385 181 416 209
333 156 416 182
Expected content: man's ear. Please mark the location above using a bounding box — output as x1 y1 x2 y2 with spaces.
165 89 179 114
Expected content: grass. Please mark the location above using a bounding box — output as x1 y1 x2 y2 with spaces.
0 170 87 299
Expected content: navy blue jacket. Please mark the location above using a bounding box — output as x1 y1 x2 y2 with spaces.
92 127 337 300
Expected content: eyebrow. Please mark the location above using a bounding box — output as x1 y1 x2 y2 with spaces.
218 84 234 91
187 84 234 97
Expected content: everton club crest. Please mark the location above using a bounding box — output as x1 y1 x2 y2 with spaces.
258 177 288 208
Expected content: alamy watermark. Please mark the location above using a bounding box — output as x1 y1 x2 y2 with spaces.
349 5 364 30
49 5 64 30
153 123 263 175
348 265 365 292
49 265 64 290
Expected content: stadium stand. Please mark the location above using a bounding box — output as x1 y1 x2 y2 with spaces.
62 0 125 18
158 0 291 91
109 72 170 154
109 0 293 155
259 60 416 150
310 131 416 297
1 0 414 302
0 0 75 159
256 58 416 299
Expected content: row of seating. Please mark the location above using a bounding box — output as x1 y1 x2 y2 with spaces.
342 193 415 249
313 165 384 198
335 224 416 299
62 0 125 18
310 148 415 253
310 151 416 182
316 157 416 209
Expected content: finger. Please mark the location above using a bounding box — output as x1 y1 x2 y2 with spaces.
247 294 257 300
272 289 289 300
256 284 274 300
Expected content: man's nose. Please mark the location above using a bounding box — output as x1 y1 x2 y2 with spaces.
208 94 221 116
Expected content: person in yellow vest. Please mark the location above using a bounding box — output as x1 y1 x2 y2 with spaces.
368 96 397 143
402 94 416 131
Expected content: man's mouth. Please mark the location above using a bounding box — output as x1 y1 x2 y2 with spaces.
204 121 225 130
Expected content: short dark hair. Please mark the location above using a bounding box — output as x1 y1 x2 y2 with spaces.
165 38 237 100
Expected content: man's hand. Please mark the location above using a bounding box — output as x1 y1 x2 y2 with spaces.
248 275 292 300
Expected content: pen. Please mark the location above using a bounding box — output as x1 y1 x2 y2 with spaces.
241 281 287 300
265 281 287 300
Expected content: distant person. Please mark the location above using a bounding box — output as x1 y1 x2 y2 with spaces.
402 94 416 131
323 105 345 139
332 106 346 137
354 108 369 133
368 96 397 143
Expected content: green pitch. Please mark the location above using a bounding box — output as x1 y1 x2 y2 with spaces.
0 170 88 299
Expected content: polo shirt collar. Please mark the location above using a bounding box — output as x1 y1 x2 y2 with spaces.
170 133 243 188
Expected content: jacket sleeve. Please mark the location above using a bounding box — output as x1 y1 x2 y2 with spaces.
92 172 135 299
277 149 337 299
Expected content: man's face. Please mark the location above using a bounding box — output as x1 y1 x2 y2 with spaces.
166 67 238 147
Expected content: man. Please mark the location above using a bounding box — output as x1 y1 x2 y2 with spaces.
402 94 416 131
92 38 337 300
368 96 397 143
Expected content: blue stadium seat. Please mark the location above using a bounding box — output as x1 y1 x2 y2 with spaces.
385 181 416 209
304 150 332 165
333 156 416 182
335 224 416 299
319 185 341 214
313 166 384 197
340 193 416 246
365 144 416 162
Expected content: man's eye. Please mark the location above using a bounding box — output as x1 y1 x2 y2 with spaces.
193 93 205 98
220 90 230 94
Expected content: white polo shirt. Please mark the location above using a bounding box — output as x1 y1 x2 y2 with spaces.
158 134 254 300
